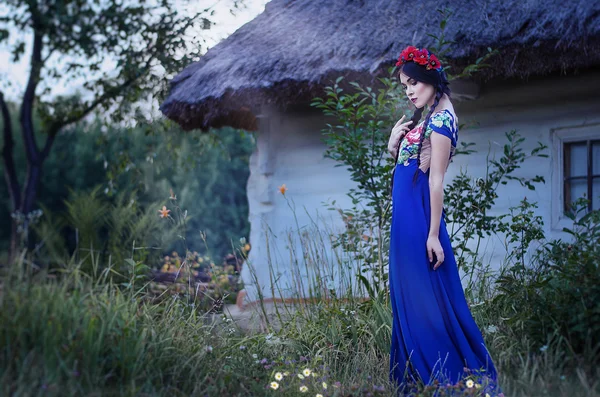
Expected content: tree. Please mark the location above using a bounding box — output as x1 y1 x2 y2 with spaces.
0 0 243 261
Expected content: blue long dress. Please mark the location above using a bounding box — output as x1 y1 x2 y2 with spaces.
388 109 502 395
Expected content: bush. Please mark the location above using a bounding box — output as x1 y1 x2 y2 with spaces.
491 197 600 364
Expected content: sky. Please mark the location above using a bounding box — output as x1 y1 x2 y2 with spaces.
0 0 269 111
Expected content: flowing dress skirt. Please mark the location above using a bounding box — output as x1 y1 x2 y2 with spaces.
388 159 502 395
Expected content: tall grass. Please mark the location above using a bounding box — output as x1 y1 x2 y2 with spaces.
0 252 272 396
237 197 600 397
1 198 599 396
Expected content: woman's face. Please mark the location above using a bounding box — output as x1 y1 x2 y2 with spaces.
400 72 435 109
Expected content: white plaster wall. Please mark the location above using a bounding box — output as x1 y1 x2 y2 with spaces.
241 105 364 304
450 70 600 270
240 70 600 305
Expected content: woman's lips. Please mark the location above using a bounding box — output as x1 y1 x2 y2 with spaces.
411 98 417 103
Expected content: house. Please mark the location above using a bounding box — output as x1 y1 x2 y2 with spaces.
160 0 600 308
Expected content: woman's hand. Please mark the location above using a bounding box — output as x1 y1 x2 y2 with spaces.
388 115 413 157
426 235 444 270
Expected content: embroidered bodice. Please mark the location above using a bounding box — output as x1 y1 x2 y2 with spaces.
396 109 458 172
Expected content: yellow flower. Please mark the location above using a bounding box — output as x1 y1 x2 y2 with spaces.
270 381 279 390
297 374 305 380
302 368 312 376
244 243 251 251
466 379 474 388
299 385 308 393
322 382 328 389
274 372 283 381
158 205 171 218
278 184 288 195
432 118 444 128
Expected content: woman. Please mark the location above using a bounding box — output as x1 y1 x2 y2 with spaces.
387 46 502 396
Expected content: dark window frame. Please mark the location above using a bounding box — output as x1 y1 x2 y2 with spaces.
563 139 600 213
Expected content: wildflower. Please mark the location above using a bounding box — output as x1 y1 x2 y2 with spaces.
278 184 288 195
158 205 171 218
274 372 283 381
322 381 327 389
252 353 258 359
260 358 268 364
465 379 474 388
239 345 246 350
475 383 481 389
169 188 177 200
205 346 213 353
303 368 312 376
486 394 491 397
485 325 498 334
540 345 548 352
334 381 341 388
270 382 279 390
316 394 324 397
284 371 289 376
244 243 251 251
299 385 308 393
298 374 305 380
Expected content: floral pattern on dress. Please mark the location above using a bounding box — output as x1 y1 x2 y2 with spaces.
396 109 457 167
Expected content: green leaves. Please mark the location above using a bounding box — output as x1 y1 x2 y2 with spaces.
2 0 223 128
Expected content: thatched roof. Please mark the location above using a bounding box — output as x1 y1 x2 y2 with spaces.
160 0 600 131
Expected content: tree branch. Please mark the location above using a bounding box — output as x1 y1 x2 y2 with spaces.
47 74 140 138
20 29 44 165
0 91 22 210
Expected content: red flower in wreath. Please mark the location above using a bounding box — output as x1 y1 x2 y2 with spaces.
396 46 444 71
427 53 441 70
414 49 430 66
402 45 419 60
396 45 419 66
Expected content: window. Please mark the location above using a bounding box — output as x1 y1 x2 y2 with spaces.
551 123 600 231
563 140 600 212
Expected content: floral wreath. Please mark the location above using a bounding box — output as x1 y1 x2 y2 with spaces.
396 46 442 71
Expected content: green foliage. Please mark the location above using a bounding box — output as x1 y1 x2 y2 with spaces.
0 115 254 261
443 131 548 294
0 0 239 124
94 120 254 259
33 186 171 275
0 259 271 396
491 197 600 361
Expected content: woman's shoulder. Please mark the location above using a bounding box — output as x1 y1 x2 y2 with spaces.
430 108 457 124
427 108 458 144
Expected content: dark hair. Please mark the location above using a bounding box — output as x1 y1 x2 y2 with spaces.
398 61 451 184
